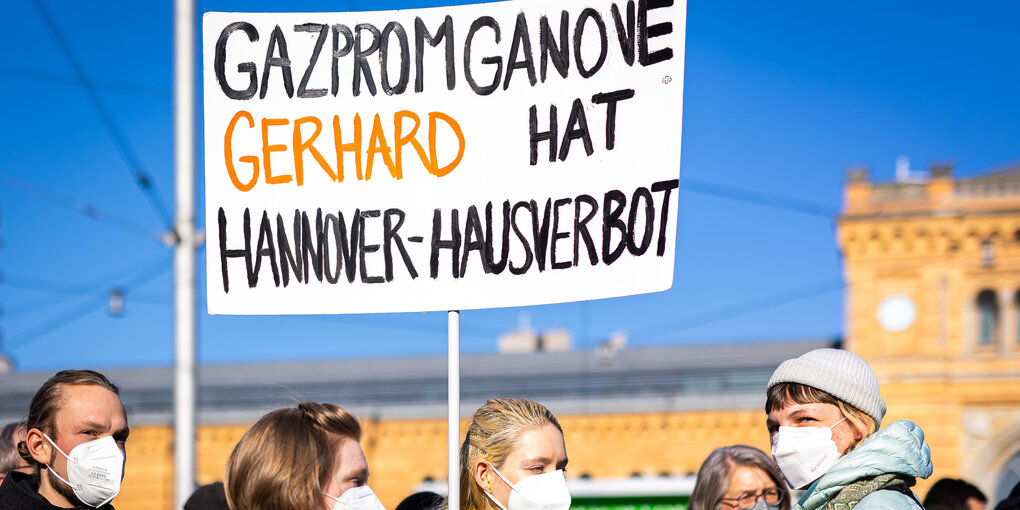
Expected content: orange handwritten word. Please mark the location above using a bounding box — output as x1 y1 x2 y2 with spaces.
223 110 465 192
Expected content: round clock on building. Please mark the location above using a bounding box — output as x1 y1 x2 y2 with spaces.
876 294 917 333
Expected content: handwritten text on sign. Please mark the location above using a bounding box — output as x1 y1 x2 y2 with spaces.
203 0 686 314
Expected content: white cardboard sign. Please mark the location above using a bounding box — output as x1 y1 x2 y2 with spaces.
203 0 686 314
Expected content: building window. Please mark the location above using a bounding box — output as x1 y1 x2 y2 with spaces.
1016 290 1020 346
978 289 999 346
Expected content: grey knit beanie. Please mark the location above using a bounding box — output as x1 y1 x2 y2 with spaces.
767 348 886 428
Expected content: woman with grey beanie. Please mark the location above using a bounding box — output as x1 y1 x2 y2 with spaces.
764 348 932 510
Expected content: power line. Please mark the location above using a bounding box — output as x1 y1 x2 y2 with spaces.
1 254 171 318
630 277 846 342
680 176 839 219
4 257 172 352
281 313 505 339
0 67 171 98
0 171 164 243
1 277 166 306
30 0 174 230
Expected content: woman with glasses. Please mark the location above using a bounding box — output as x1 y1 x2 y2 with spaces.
689 445 789 510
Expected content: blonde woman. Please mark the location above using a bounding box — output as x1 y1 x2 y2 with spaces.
765 349 931 509
225 402 383 510
457 398 570 510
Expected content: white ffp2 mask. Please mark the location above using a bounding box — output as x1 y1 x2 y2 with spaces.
44 434 124 508
483 463 571 510
327 485 387 510
771 417 846 489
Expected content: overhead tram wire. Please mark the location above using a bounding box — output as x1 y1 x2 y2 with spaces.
678 176 840 219
1 249 169 320
280 313 506 340
30 0 174 231
1 275 168 312
4 257 172 352
628 277 846 343
0 67 171 98
0 171 163 244
620 175 847 343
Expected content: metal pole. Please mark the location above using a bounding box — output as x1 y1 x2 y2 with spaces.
173 0 197 507
448 310 461 510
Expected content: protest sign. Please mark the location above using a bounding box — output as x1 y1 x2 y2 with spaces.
203 0 686 314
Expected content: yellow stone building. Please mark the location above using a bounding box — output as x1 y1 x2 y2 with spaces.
839 161 1020 501
3 160 1020 509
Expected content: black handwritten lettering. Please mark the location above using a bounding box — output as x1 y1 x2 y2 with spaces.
380 22 410 95
414 16 456 92
464 16 503 95
354 24 381 97
503 13 537 90
261 26 295 99
215 22 259 100
638 0 673 66
294 23 329 98
331 24 355 96
574 8 608 78
539 12 570 82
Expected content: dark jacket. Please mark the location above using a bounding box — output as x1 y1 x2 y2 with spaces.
0 471 115 510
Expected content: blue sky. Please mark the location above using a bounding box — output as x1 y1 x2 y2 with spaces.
1 0 1017 372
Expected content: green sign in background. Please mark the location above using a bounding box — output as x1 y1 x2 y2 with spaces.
572 495 689 510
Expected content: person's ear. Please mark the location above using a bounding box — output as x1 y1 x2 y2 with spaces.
25 428 52 466
473 460 494 493
850 420 867 443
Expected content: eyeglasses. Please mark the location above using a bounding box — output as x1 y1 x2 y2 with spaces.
719 489 784 509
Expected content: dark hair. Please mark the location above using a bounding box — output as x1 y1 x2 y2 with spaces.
16 370 120 467
923 478 987 510
396 491 445 510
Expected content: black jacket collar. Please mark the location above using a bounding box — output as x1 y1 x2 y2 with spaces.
0 471 115 510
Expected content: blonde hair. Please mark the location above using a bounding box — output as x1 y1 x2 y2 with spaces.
766 383 876 450
225 402 361 510
458 398 562 510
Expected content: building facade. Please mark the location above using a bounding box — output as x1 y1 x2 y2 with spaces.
839 161 1020 501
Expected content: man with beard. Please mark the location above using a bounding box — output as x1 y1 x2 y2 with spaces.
0 370 128 510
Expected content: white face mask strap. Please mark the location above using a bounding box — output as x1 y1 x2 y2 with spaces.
482 462 516 510
42 433 71 461
830 416 848 429
484 488 510 510
41 433 76 491
485 461 517 492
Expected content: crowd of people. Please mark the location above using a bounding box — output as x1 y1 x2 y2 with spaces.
1 348 1018 510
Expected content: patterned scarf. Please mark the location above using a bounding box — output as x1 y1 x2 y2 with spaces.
821 473 918 510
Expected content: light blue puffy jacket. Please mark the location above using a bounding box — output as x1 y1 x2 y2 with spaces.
793 420 932 510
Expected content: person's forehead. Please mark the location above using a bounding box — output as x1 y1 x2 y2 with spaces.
509 424 565 460
770 401 837 417
54 385 126 428
336 436 367 468
726 466 775 494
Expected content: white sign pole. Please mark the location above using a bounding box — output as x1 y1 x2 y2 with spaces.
448 310 461 509
173 0 197 507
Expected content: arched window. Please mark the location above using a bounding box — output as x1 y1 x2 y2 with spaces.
978 289 1000 346
1016 290 1020 346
